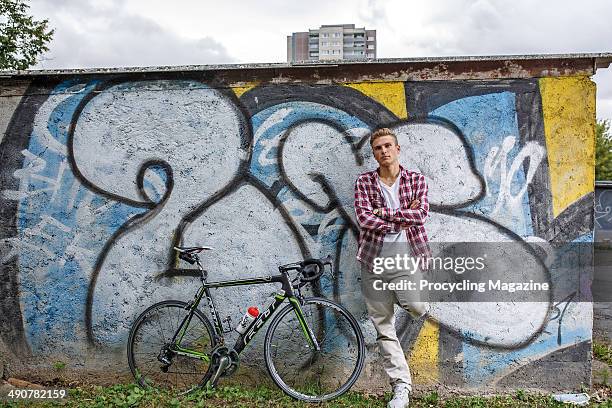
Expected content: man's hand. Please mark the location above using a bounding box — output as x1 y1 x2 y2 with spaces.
372 208 381 216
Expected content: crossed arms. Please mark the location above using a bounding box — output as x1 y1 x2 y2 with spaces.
354 174 429 232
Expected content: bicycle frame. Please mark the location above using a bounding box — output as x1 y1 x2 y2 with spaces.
168 267 319 361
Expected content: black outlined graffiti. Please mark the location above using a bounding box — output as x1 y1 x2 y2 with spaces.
83 159 174 344
0 79 62 357
244 82 553 351
548 291 577 346
67 79 255 345
0 77 594 388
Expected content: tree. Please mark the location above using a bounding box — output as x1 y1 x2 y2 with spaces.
0 0 54 70
596 119 612 181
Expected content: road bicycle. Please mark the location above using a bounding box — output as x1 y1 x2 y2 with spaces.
127 245 366 402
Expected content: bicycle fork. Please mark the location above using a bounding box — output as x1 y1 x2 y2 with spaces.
289 297 320 351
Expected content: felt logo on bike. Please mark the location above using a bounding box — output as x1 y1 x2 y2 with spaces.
243 302 279 346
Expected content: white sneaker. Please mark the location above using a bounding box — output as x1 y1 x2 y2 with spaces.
387 383 410 408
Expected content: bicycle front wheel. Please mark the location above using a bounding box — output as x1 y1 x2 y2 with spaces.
264 297 365 402
127 300 215 393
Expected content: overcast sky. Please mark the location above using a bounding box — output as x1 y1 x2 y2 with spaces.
28 0 611 121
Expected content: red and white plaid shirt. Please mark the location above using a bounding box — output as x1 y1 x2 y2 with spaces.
354 165 431 267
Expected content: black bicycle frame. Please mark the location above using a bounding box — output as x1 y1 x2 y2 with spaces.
173 271 318 356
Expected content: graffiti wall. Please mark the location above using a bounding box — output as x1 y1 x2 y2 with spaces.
0 69 595 390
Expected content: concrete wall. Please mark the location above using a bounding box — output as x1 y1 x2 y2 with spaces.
594 184 612 344
0 65 595 392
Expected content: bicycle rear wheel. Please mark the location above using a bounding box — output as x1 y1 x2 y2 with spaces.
264 297 365 402
127 300 215 393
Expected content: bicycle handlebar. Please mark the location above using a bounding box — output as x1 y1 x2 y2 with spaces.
290 255 333 283
178 252 197 265
176 250 333 284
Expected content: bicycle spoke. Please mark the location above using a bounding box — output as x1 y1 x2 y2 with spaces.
133 338 166 348
154 310 169 341
264 298 364 402
174 307 181 340
128 302 214 393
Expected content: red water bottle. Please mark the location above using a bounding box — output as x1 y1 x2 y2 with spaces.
235 307 259 334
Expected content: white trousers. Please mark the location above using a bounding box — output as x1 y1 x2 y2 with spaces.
360 247 429 389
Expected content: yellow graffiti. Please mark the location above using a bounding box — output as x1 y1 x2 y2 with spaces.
343 82 408 119
539 76 595 217
233 82 260 99
409 319 439 383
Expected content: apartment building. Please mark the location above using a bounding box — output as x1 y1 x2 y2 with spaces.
287 24 376 62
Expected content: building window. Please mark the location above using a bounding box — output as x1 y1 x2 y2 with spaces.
367 44 374 49
367 53 374 58
367 36 374 41
333 32 341 37
323 50 329 55
333 41 340 46
322 41 328 46
332 50 340 55
322 33 329 38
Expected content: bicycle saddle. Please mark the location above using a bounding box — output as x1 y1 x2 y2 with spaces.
174 246 214 253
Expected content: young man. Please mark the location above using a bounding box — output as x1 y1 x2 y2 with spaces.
354 127 431 408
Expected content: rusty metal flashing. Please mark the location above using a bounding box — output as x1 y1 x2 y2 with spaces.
0 53 610 86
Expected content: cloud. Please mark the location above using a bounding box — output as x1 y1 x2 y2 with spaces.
26 0 612 120
358 0 388 27
30 0 235 69
362 0 612 119
370 0 611 56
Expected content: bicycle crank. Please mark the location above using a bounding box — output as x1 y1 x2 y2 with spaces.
207 346 240 387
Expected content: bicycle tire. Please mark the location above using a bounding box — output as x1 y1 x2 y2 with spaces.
127 300 216 393
263 297 365 402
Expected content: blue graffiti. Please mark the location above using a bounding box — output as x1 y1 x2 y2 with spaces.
16 81 145 351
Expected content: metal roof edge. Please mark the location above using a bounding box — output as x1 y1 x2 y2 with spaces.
1 52 610 77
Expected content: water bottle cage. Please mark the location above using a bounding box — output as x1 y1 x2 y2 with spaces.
222 316 233 333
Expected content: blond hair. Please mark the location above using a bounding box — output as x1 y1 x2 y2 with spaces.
370 128 398 146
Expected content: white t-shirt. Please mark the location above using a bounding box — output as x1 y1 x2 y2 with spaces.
378 177 407 243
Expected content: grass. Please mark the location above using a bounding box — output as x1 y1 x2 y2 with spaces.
595 341 612 367
4 340 612 407
2 383 611 408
